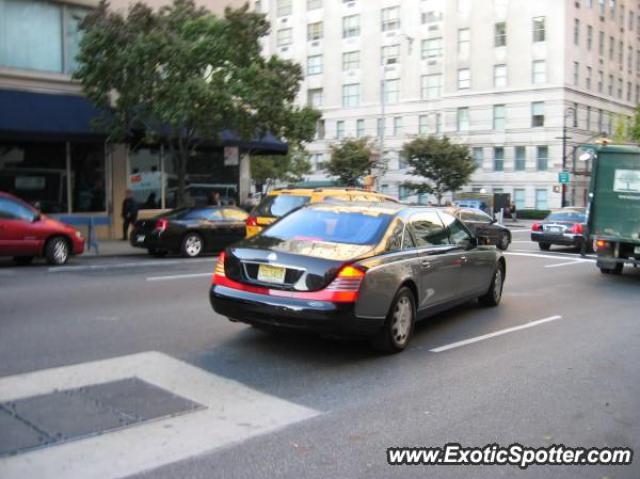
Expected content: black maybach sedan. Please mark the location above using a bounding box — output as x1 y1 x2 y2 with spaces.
131 206 248 257
210 202 506 353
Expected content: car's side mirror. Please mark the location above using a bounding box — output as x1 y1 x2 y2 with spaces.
462 236 478 250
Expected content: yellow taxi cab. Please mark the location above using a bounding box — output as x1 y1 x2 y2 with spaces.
245 188 397 237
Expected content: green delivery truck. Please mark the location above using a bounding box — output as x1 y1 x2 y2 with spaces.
586 144 640 275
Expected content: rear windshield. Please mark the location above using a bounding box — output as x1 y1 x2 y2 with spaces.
263 207 393 245
547 211 586 222
253 194 311 218
157 208 220 220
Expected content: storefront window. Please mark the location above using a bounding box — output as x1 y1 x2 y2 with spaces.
128 147 162 209
71 143 105 212
0 142 67 213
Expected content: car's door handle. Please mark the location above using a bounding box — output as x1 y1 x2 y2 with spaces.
420 259 431 270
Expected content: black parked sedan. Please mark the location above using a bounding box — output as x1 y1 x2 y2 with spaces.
131 206 248 257
444 207 511 250
530 208 588 251
210 203 505 353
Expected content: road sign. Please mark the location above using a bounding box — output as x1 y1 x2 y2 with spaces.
558 171 571 184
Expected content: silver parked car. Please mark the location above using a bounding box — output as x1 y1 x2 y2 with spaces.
210 203 506 353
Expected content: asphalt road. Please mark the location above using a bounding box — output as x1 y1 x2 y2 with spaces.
0 231 639 478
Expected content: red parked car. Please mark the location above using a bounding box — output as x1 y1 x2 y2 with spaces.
0 192 84 265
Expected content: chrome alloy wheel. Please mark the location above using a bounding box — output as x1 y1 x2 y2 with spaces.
391 296 413 347
184 235 202 257
53 239 69 264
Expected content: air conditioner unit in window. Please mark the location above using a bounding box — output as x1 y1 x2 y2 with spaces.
280 47 288 53
386 58 398 65
311 41 319 47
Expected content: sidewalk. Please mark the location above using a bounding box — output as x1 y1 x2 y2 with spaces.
83 240 147 257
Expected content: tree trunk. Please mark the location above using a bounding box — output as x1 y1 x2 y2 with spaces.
176 137 189 208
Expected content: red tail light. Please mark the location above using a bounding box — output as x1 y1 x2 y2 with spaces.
532 223 542 232
212 252 226 284
570 223 584 234
155 218 168 232
212 262 366 303
245 216 258 227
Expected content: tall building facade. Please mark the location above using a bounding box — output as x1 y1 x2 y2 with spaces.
257 0 639 209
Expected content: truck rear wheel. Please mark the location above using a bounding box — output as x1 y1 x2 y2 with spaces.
599 264 623 275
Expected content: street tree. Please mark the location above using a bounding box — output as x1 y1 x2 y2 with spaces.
323 138 376 186
629 106 640 143
402 136 476 205
74 0 319 206
251 146 312 192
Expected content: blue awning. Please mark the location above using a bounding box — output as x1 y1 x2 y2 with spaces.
0 89 288 154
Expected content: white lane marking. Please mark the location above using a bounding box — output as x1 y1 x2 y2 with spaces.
430 315 562 353
0 351 319 479
505 251 595 261
545 259 593 268
49 257 216 272
509 229 531 233
147 272 212 281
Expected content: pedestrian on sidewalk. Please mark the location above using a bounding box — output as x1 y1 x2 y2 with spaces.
510 202 517 222
121 189 138 241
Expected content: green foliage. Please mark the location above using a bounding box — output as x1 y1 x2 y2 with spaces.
630 106 640 143
323 138 376 186
517 209 551 220
402 136 476 205
251 147 312 190
612 114 632 143
74 0 319 206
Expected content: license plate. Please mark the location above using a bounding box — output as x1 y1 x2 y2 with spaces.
257 264 286 284
136 235 145 242
547 227 561 233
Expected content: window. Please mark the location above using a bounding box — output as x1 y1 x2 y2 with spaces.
533 17 545 42
599 0 605 16
0 197 37 221
422 10 443 24
493 147 504 171
393 117 403 136
422 37 443 59
586 106 592 130
618 40 624 65
535 189 548 210
628 46 633 73
531 102 545 127
515 146 526 171
608 74 614 95
399 185 410 201
336 121 345 139
573 102 578 127
277 0 292 16
630 10 635 30
457 68 471 90
494 22 507 47
609 36 614 60
310 153 323 169
342 83 360 107
586 66 592 90
587 25 593 50
514 189 526 210
418 115 429 135
457 107 470 131
308 88 323 107
574 18 580 45
473 147 484 168
381 6 400 32
384 79 399 103
598 31 604 55
307 22 323 41
276 28 292 46
421 74 442 99
381 44 400 65
356 119 365 137
440 214 473 246
597 108 603 132
343 14 360 38
536 146 548 171
458 28 470 57
316 119 325 140
307 55 323 75
627 81 632 101
493 105 506 130
0 0 90 74
409 213 449 247
597 70 603 92
398 152 408 169
532 60 546 84
494 64 507 87
573 61 579 86
617 78 623 98
342 51 360 70
435 113 442 134
307 0 321 10
377 118 385 138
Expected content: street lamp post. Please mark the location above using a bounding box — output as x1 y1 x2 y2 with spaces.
560 106 575 208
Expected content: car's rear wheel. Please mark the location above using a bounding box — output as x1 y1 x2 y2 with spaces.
371 287 416 354
497 233 510 250
45 237 70 265
538 242 551 251
479 264 504 307
13 256 34 266
181 233 203 258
